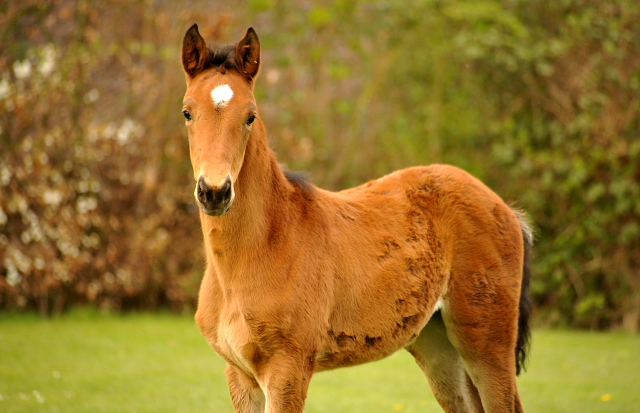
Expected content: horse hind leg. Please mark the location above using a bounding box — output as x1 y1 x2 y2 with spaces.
407 311 484 413
442 311 524 413
442 270 525 413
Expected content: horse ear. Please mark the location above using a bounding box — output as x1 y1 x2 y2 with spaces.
235 27 260 81
182 24 208 79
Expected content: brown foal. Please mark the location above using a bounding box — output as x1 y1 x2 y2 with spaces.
180 24 532 413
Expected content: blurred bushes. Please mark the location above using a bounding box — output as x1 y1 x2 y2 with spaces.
0 0 638 330
0 0 216 313
453 0 640 330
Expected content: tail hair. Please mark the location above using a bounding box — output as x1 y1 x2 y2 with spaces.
511 208 533 376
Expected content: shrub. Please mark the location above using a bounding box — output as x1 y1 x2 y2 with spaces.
1 0 638 330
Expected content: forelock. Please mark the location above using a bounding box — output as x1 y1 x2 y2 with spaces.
206 45 237 72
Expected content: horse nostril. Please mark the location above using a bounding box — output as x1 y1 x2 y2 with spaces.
220 177 232 204
196 175 233 215
197 176 212 204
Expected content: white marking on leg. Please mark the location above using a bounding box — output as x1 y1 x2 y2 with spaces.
259 382 268 413
434 298 444 313
211 84 233 107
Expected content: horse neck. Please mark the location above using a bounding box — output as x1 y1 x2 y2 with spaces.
199 120 290 275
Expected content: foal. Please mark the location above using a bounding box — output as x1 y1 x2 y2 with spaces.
180 24 532 413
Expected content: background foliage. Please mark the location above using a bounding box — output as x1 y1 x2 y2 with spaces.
1 0 638 330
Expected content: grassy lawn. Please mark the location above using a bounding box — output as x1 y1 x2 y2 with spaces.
1 311 638 413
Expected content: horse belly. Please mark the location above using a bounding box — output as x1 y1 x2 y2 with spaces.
315 259 446 370
314 303 437 372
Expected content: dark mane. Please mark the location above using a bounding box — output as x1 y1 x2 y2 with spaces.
284 170 315 197
206 44 238 72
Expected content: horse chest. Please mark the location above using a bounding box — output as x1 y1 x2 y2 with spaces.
215 310 256 375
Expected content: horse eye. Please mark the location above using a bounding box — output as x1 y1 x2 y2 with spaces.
246 114 256 126
182 109 192 121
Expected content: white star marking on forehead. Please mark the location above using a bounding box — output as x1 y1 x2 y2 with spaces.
211 84 234 108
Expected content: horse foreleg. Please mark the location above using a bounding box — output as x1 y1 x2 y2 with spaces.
257 352 314 413
225 364 266 413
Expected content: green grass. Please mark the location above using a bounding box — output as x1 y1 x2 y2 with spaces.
1 311 638 412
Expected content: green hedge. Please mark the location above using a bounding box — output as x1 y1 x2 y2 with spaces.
1 0 638 330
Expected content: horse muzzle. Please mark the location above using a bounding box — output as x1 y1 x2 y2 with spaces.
195 175 234 216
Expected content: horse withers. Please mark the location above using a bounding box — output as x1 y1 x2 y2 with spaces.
180 24 532 413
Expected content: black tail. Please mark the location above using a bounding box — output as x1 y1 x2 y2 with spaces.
514 213 533 376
